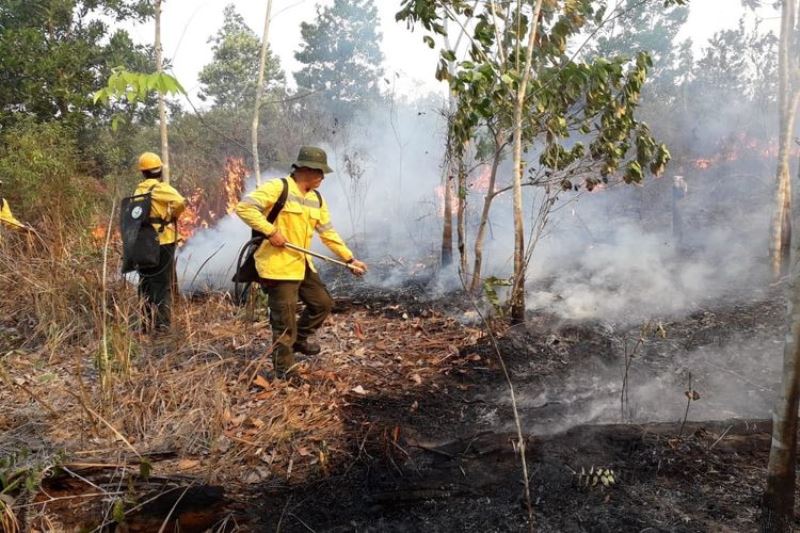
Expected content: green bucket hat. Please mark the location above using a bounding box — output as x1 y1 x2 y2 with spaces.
292 146 334 174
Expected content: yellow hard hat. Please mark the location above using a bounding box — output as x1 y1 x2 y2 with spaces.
138 152 163 172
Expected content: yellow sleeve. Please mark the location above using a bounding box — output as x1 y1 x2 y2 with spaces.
315 198 353 261
152 183 186 219
0 200 23 230
235 179 284 237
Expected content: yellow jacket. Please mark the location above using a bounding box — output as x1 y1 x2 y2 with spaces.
235 176 353 281
0 198 23 230
134 179 186 245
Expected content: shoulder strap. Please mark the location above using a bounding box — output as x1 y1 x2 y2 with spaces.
266 178 289 224
251 178 289 240
313 190 322 208
145 184 167 232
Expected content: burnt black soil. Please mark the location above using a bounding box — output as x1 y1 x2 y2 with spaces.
251 285 796 532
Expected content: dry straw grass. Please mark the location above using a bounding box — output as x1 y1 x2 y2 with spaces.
0 223 481 527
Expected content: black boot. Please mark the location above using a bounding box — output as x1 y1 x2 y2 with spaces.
293 339 321 356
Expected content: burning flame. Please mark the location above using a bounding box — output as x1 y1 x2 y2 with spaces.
177 157 249 243
688 133 798 171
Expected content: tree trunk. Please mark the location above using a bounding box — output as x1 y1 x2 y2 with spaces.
155 0 170 183
771 0 798 279
457 153 468 278
251 0 274 187
470 133 503 293
442 175 454 267
763 6 800 528
761 214 800 531
509 0 543 324
771 92 798 279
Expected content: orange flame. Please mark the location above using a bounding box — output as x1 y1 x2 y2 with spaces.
178 157 249 243
688 134 799 171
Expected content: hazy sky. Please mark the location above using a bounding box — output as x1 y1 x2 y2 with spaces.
123 0 780 103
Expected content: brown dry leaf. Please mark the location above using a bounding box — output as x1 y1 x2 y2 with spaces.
351 385 368 395
410 373 423 385
252 374 270 390
177 459 200 470
466 354 481 361
228 413 246 428
248 417 265 428
354 322 365 340
297 447 312 457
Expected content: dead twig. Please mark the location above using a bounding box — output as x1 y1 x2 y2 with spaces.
275 496 292 533
65 390 141 459
458 274 535 531
157 482 194 533
13 382 59 417
708 424 734 451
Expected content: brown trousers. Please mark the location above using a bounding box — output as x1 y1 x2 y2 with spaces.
263 265 333 372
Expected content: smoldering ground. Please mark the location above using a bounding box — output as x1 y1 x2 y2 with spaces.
174 72 783 438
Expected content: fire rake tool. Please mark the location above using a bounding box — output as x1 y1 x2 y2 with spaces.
285 242 364 274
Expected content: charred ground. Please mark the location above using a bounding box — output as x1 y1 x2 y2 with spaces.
250 278 792 532
0 264 794 532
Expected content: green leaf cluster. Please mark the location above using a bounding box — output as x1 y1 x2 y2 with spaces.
198 4 285 109
94 68 186 106
398 0 676 189
295 0 385 123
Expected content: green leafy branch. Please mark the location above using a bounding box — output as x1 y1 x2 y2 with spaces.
93 67 186 130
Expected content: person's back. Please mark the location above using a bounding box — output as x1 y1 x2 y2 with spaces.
0 197 23 230
133 152 186 333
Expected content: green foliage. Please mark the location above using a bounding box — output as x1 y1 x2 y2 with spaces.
482 276 512 317
0 119 100 223
0 448 55 500
112 498 126 523
94 68 186 106
138 458 152 481
198 4 285 109
295 0 385 122
0 1 152 132
398 0 673 189
589 0 690 100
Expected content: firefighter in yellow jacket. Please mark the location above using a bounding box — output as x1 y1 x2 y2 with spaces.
0 181 32 238
235 146 367 376
134 152 186 332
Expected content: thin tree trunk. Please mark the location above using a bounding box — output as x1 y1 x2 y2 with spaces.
470 133 503 293
251 0 274 186
771 91 799 279
762 197 800 531
155 0 170 183
442 175 454 267
763 4 800 525
771 0 797 279
509 0 543 324
457 151 468 278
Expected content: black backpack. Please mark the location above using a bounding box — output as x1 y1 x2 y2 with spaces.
120 185 163 273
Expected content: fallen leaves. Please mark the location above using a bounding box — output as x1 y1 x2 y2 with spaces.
1 291 482 491
252 374 270 390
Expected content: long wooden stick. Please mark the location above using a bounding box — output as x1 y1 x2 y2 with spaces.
284 242 361 272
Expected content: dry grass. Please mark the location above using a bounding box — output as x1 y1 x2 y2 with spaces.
0 226 481 527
